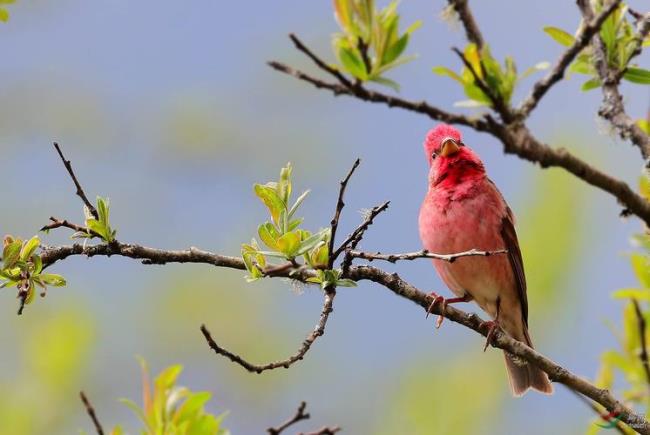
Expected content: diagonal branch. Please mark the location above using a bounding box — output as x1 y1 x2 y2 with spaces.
53 143 98 219
288 33 353 88
267 402 310 435
40 217 102 239
267 61 490 131
518 0 623 118
328 158 361 269
200 291 334 373
80 391 105 435
336 202 390 275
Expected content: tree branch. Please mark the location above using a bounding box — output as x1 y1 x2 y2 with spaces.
53 143 98 219
80 391 105 435
36 238 650 432
270 36 650 226
40 217 102 238
518 0 623 118
328 158 361 269
348 248 507 263
200 291 334 373
267 61 491 131
267 401 310 435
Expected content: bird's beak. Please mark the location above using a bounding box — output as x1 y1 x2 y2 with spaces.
440 138 461 157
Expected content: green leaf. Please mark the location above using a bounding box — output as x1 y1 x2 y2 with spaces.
0 8 9 22
623 67 650 85
335 278 357 287
369 76 400 91
543 26 575 47
257 222 280 251
155 364 183 390
276 232 301 257
630 253 650 288
432 66 463 83
20 236 40 262
338 46 368 80
97 197 110 225
174 391 212 424
382 33 408 65
288 190 310 219
119 398 151 430
519 61 550 80
254 184 285 224
38 274 67 287
637 119 650 135
581 77 601 91
295 229 329 256
611 288 650 301
2 240 22 268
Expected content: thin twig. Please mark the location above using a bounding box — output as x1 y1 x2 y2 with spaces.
53 143 98 219
267 61 490 131
328 158 361 269
40 217 102 239
299 427 342 435
447 0 484 48
200 292 335 373
632 299 650 388
349 248 507 263
334 201 390 272
80 391 105 435
267 401 310 435
518 0 623 118
288 33 354 88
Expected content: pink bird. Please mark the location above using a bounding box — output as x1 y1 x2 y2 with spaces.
418 124 553 397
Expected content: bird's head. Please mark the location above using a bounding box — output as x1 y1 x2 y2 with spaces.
423 124 485 187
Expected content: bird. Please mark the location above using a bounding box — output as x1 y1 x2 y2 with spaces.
418 123 553 397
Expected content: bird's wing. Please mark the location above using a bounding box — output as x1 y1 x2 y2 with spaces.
500 206 528 325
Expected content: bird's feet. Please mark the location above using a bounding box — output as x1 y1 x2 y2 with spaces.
480 319 501 352
426 293 471 329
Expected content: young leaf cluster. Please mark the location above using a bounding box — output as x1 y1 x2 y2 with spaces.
433 43 548 108
544 2 650 91
241 164 356 289
0 235 66 307
73 196 117 243
332 0 421 90
108 358 228 435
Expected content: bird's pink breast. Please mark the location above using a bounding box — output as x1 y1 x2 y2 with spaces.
418 177 515 319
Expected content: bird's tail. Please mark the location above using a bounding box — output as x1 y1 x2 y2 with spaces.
503 326 553 397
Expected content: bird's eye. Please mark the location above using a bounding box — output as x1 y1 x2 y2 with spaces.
431 150 438 160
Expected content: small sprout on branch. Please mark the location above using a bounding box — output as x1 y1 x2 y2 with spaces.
72 196 117 243
0 235 66 314
307 269 356 290
332 0 421 90
433 43 548 107
544 2 650 90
